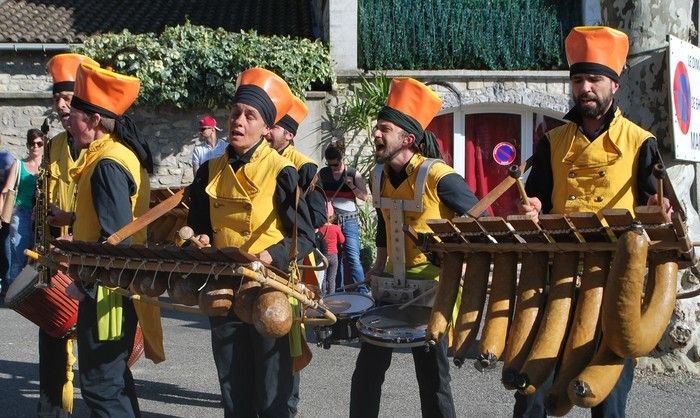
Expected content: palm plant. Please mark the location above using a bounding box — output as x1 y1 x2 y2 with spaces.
320 72 390 179
320 72 390 270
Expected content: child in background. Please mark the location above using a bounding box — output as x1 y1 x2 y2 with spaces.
318 204 344 296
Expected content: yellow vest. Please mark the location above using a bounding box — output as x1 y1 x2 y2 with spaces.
71 134 150 244
378 154 456 275
549 109 652 217
48 131 83 237
282 145 317 174
207 141 292 254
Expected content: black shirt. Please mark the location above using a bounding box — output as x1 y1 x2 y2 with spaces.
91 160 136 244
187 141 315 272
524 104 659 214
284 145 326 230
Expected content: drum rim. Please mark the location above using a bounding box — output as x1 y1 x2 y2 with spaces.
4 269 40 306
309 292 375 317
355 304 430 348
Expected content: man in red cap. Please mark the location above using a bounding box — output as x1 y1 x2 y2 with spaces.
516 26 670 417
186 67 316 417
350 77 479 418
191 115 227 177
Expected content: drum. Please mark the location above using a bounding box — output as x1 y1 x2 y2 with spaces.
308 292 374 347
356 304 432 348
5 265 78 338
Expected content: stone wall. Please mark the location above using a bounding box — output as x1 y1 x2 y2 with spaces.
1 53 574 188
0 53 328 188
0 51 52 94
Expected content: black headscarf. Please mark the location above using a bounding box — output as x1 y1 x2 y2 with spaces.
233 84 276 127
377 106 441 159
70 96 154 174
277 114 299 135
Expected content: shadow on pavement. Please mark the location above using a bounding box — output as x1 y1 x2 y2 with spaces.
135 379 221 408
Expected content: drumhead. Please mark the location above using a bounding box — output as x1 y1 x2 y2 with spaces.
356 305 431 348
4 264 39 308
307 292 374 317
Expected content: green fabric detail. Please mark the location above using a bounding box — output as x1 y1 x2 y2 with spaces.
16 161 38 208
97 286 123 341
386 262 440 281
288 296 302 357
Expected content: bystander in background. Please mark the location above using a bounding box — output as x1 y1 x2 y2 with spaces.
0 129 44 292
191 115 227 177
318 204 344 295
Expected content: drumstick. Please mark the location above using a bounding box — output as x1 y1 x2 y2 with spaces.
508 164 529 204
653 163 665 208
337 280 368 291
398 285 439 310
177 226 206 248
467 157 532 217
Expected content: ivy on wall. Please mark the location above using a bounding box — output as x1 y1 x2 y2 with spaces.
76 22 334 109
358 0 563 70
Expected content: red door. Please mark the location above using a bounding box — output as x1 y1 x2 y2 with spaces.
464 113 521 216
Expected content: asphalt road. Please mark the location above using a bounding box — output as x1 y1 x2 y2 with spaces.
2 298 700 417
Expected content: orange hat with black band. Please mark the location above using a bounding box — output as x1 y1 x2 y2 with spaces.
377 77 443 158
566 26 629 82
46 53 99 95
72 63 153 173
71 63 140 118
233 67 293 127
277 95 308 135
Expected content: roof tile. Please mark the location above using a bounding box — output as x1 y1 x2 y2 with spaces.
0 0 314 43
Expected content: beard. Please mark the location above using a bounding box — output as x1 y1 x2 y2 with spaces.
374 142 402 164
575 94 613 119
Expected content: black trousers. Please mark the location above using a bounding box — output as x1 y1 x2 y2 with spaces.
513 357 635 417
350 339 456 418
209 314 297 418
0 222 9 289
38 329 71 417
77 295 139 418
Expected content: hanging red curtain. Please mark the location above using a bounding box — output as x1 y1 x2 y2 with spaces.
427 113 454 166
464 113 521 216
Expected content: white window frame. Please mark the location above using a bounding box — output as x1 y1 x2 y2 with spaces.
436 104 564 180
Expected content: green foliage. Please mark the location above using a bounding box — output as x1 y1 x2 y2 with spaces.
321 73 391 179
359 0 563 70
358 203 378 271
76 22 334 109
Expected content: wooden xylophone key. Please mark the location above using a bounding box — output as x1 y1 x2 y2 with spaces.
450 217 493 367
501 215 548 389
546 212 612 416
517 215 580 395
426 219 466 345
475 217 519 371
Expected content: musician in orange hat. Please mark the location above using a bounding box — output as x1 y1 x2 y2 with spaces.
516 26 669 417
186 67 316 417
55 63 156 416
349 77 479 418
267 95 327 229
38 52 98 417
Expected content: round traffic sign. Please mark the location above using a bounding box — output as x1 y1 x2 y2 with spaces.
673 61 691 135
493 141 517 166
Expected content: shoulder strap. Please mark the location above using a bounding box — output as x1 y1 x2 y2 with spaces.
11 159 21 191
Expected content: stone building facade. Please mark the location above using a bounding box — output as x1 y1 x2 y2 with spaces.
1 50 572 189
